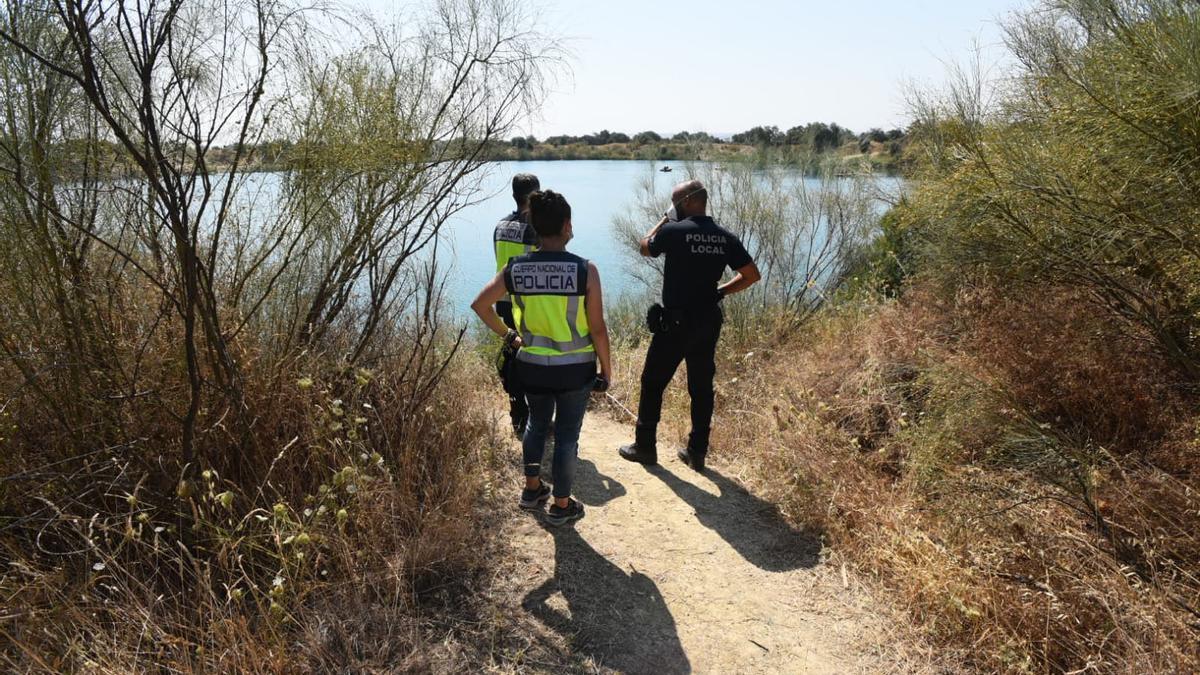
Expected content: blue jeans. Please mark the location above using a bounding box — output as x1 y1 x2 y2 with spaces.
524 385 591 498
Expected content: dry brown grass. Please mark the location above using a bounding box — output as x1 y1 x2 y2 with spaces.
0 305 526 672
613 281 1200 673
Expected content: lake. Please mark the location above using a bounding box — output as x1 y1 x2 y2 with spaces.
440 160 902 314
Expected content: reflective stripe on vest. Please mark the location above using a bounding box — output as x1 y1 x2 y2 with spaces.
515 349 596 366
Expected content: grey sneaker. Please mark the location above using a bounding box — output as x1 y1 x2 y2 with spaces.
546 498 585 526
519 483 551 510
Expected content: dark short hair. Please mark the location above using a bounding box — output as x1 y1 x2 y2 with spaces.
512 173 540 204
528 190 571 237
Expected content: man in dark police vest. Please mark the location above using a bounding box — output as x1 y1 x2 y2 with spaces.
618 179 761 472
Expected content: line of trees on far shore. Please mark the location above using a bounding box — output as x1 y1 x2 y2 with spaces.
509 122 908 155
509 129 721 148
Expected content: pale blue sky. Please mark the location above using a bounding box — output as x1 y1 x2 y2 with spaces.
358 0 1027 137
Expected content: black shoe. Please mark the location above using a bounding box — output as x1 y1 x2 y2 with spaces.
677 447 706 473
546 498 585 526
519 482 551 510
618 443 657 465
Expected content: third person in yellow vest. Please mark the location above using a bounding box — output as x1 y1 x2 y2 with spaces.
493 173 542 438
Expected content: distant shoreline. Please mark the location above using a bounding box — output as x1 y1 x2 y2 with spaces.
482 141 907 175
480 155 906 177
190 142 909 178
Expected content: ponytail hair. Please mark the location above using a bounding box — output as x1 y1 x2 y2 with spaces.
528 190 571 238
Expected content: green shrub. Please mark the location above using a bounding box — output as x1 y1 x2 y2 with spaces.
841 203 920 299
905 0 1200 378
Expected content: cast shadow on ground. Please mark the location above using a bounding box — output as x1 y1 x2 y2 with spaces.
645 463 822 573
522 524 691 674
569 457 627 507
537 446 626 508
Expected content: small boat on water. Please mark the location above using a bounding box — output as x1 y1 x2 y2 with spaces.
660 166 672 172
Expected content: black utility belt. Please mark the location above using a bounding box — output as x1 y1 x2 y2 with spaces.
646 303 719 334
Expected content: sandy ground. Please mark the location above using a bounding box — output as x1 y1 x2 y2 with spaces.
488 412 907 675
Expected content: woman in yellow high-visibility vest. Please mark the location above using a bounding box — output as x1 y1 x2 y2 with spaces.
471 190 613 526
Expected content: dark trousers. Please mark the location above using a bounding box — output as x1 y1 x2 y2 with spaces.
636 306 723 453
497 301 528 426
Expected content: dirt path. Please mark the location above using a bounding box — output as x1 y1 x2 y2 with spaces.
490 413 902 674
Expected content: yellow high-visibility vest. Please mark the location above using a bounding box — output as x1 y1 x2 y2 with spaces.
503 251 595 367
493 212 538 273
